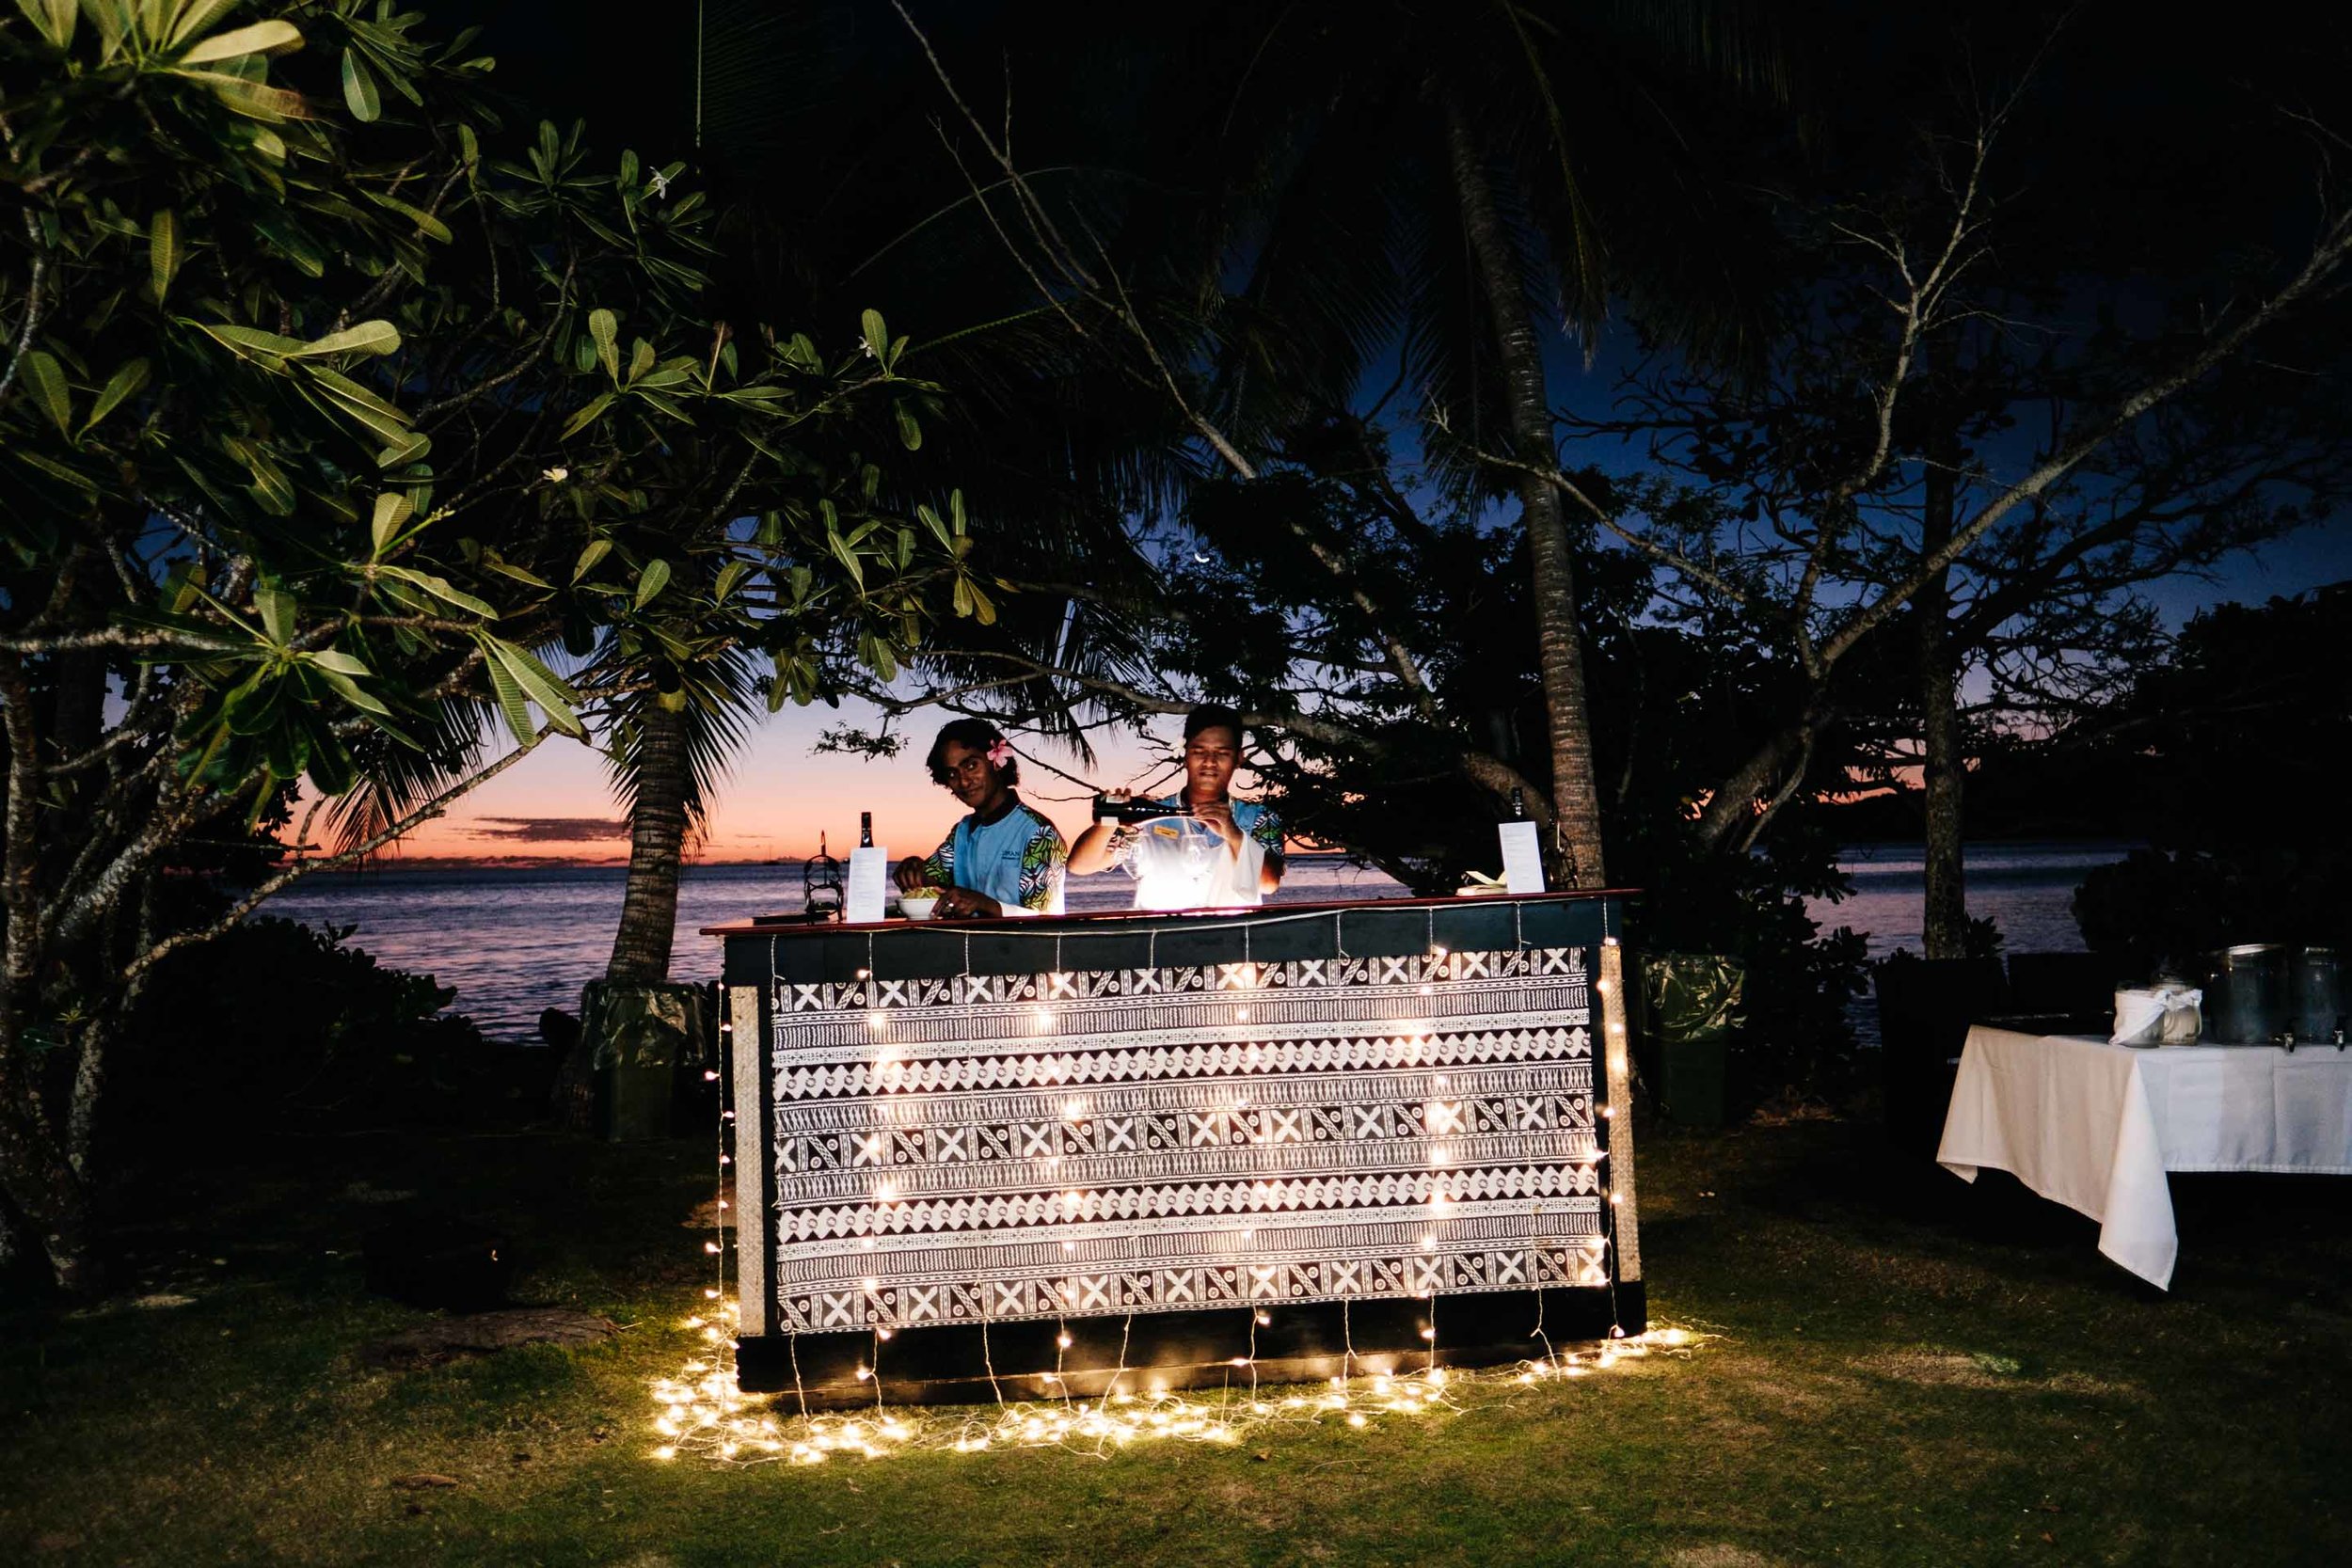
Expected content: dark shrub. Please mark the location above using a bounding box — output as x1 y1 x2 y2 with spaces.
2075 847 2352 981
109 917 545 1156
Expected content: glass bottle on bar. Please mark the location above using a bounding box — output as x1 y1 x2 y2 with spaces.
859 812 873 848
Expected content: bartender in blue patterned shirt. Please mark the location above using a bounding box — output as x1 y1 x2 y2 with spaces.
893 719 1068 917
1068 705 1285 910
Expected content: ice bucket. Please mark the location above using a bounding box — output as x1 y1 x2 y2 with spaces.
2294 947 2344 1042
2202 943 2289 1044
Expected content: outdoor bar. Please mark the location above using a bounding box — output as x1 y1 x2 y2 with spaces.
708 890 1642 1403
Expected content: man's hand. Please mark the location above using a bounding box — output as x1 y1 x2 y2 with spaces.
893 856 932 893
933 886 1004 919
1192 798 1244 853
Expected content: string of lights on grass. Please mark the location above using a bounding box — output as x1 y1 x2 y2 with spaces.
651 926 1701 1465
652 1300 1702 1466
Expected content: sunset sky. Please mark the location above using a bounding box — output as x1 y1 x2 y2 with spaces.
393 698 1182 864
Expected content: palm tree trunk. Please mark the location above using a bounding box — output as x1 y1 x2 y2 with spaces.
1917 430 1968 959
607 704 691 983
1446 104 1609 887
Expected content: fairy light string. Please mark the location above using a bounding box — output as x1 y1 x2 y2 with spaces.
652 896 1671 1465
650 1323 1706 1466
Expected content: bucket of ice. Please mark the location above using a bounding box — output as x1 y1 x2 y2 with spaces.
2202 944 2289 1044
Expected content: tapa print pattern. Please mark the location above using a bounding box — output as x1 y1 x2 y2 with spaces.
768 945 1605 1332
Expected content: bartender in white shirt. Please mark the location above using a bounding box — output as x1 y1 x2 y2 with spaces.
1068 705 1285 910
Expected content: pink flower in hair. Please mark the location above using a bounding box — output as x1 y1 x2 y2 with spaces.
987 737 1012 768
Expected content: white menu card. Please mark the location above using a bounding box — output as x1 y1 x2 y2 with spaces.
847 846 890 924
1498 821 1546 895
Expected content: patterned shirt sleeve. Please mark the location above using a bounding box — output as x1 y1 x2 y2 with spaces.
1016 812 1070 912
1249 806 1285 860
922 830 955 888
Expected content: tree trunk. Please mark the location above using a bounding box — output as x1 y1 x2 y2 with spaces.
1917 427 1968 959
1692 705 1830 855
0 649 98 1294
0 1095 98 1294
607 704 691 984
1446 105 1608 887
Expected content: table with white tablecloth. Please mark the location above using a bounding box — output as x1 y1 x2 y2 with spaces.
1936 1026 2352 1289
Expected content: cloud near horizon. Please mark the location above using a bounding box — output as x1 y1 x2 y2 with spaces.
462 816 629 843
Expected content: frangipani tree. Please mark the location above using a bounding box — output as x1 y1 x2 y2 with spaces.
0 0 986 1288
560 310 977 990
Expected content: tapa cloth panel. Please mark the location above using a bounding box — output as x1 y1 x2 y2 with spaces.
1938 1026 2352 1289
768 945 1607 1331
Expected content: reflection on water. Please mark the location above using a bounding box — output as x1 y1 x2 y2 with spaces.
264 841 2137 1041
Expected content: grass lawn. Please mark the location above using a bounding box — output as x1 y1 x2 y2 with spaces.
4 1116 2346 1567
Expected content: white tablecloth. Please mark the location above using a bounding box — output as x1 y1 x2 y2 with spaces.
1937 1026 2352 1289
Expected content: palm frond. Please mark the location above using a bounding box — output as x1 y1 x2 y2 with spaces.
325 697 498 857
597 643 762 827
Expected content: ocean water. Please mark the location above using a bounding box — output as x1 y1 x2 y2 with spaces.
266 855 1411 1041
1804 840 2135 961
265 842 2136 1041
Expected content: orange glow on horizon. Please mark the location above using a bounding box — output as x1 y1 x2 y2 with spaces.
343 704 1185 864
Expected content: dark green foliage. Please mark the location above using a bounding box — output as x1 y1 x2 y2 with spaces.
110 917 533 1147
2071 585 2352 975
2099 588 2352 855
2076 847 2352 982
0 1 993 1288
1628 822 1871 1113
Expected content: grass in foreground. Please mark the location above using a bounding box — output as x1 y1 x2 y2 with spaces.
2 1117 2347 1567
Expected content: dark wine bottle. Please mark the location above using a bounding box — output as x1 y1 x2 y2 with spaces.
858 812 873 848
1093 794 1194 825
1510 786 1525 819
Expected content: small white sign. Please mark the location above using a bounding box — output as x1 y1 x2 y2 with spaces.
847 847 890 924
1498 821 1546 895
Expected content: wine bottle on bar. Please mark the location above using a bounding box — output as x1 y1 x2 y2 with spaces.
1499 786 1542 893
1093 794 1194 825
859 812 873 848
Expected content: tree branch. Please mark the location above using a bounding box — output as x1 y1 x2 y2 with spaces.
1820 205 2352 667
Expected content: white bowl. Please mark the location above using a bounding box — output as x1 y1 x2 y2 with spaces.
897 895 940 921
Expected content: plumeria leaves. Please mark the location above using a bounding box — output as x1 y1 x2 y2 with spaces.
340 48 382 122
373 564 497 619
19 352 72 436
476 636 584 745
84 358 151 433
633 558 672 609
370 491 414 557
180 21 304 66
149 209 180 302
590 308 620 381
